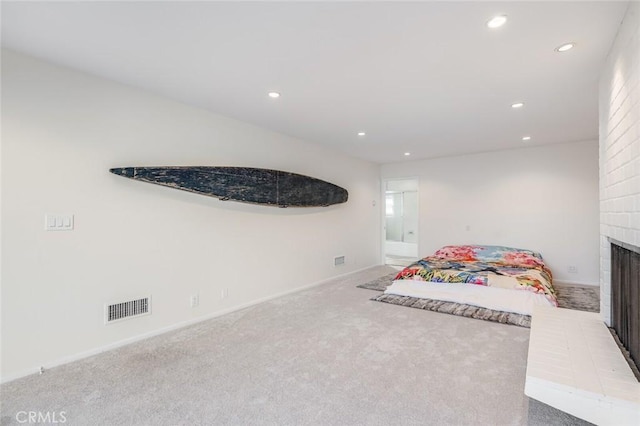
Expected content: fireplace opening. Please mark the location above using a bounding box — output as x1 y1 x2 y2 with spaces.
610 240 640 381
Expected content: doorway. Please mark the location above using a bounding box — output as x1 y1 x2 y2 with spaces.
383 178 419 267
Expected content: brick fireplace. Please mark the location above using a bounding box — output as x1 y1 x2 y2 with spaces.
599 1 638 332
523 4 640 423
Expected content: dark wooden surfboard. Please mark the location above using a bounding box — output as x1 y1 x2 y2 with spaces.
109 166 348 207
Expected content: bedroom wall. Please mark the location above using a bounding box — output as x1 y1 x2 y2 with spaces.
599 2 639 325
381 140 600 286
0 50 381 381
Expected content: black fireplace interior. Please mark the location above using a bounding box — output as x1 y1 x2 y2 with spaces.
610 241 640 378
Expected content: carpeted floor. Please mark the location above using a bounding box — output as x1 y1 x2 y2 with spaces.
1 266 592 426
358 273 599 328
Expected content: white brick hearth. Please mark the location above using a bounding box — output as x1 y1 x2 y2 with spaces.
525 306 640 426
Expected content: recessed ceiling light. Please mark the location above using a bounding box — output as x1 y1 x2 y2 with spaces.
487 15 507 29
522 136 531 141
555 43 575 52
404 152 411 156
511 102 524 109
268 91 281 98
357 132 366 136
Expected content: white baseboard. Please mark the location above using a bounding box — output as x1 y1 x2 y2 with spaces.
1 264 378 385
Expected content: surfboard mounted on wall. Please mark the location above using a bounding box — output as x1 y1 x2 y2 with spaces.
109 166 349 208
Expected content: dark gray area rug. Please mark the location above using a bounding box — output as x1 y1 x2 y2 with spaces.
358 273 600 328
357 272 399 291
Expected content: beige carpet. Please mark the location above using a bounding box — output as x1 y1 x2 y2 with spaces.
0 266 591 426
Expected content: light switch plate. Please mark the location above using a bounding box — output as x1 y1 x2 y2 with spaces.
45 214 74 231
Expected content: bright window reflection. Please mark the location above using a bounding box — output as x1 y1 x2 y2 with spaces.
386 194 394 216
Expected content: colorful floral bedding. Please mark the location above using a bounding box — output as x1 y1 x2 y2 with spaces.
394 245 557 306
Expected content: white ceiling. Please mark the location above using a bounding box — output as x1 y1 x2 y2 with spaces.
1 1 629 164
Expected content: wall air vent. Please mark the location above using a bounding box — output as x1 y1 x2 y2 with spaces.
334 255 346 266
105 296 151 324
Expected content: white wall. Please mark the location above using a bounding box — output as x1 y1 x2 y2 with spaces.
0 50 381 381
599 2 639 325
381 140 600 285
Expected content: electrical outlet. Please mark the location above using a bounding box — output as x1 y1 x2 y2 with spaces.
190 294 199 308
567 266 578 274
221 288 228 299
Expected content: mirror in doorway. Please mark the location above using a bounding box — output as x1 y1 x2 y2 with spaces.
384 179 419 267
